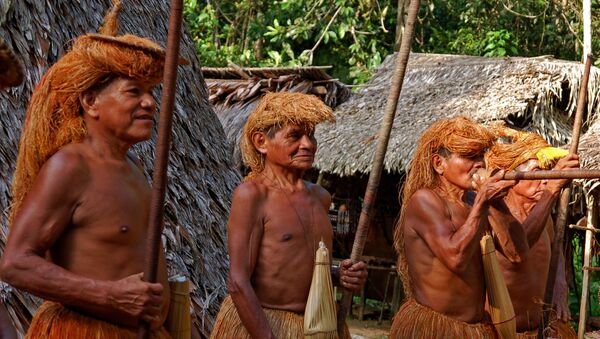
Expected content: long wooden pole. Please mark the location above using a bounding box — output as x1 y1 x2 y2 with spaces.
138 0 184 338
502 169 600 180
336 0 421 333
538 54 593 338
578 192 596 338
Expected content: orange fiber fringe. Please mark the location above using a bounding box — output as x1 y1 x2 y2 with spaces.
389 299 498 339
25 302 170 339
9 1 165 225
209 295 351 339
240 92 335 180
486 124 551 171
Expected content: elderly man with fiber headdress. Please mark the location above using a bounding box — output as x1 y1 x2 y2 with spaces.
486 126 578 338
210 92 368 339
391 117 532 338
0 1 172 337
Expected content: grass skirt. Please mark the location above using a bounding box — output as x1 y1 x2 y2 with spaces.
25 301 170 339
515 317 576 339
210 295 351 339
389 299 498 339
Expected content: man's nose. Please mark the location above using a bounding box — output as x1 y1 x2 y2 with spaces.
141 93 156 110
300 134 317 149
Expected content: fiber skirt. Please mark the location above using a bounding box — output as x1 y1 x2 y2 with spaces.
210 295 351 339
389 298 497 339
25 301 170 339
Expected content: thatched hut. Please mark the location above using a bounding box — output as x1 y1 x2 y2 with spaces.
312 53 600 312
0 1 240 337
203 65 351 170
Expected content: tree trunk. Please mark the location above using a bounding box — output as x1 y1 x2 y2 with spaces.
394 0 409 51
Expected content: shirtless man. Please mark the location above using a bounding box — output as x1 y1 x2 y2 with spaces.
0 6 170 337
391 117 530 338
487 128 578 338
210 92 368 339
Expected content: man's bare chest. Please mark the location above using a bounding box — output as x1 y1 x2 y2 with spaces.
71 169 150 242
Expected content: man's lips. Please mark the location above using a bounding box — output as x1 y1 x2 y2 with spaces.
134 114 154 121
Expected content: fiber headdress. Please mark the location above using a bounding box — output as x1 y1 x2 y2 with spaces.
0 37 24 89
10 0 168 224
240 92 335 179
394 117 495 296
486 124 566 171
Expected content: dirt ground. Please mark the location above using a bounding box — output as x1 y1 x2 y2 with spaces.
347 318 391 339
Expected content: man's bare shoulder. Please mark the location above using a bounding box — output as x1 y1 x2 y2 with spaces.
41 144 91 182
304 181 331 209
232 179 268 204
404 188 449 232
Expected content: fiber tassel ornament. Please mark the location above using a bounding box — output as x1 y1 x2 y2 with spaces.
304 241 337 339
481 234 517 339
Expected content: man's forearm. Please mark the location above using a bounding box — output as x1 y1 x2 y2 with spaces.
229 280 275 339
1 254 136 327
451 199 489 259
523 190 558 246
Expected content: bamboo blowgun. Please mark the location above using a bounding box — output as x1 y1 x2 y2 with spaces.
501 169 600 180
336 0 421 334
538 54 594 339
138 0 184 338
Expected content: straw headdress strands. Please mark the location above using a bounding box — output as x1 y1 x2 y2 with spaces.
486 124 552 171
0 37 24 89
240 92 335 179
9 0 167 224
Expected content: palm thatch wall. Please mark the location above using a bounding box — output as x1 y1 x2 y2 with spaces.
204 66 351 168
314 53 600 177
0 1 240 337
579 120 600 193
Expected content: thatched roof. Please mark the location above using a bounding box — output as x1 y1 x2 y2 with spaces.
314 53 600 176
0 1 240 337
204 66 351 167
579 120 600 192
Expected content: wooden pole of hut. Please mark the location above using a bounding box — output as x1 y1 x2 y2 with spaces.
538 54 593 339
578 192 597 338
138 0 184 337
575 4 592 335
336 0 421 333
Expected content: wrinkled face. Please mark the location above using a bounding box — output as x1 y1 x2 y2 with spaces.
511 159 547 201
437 151 486 190
263 123 317 171
85 77 157 143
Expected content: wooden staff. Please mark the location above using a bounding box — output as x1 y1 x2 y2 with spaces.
538 54 594 339
138 0 184 338
502 169 600 180
336 0 421 333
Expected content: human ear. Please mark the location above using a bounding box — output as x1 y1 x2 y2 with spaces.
80 91 99 119
252 132 268 155
432 154 446 175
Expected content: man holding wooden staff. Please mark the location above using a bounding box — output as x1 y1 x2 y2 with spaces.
486 126 579 338
391 116 531 338
0 3 171 337
210 92 367 339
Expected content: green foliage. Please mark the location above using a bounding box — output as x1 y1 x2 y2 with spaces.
184 0 600 84
184 0 396 84
569 236 600 330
